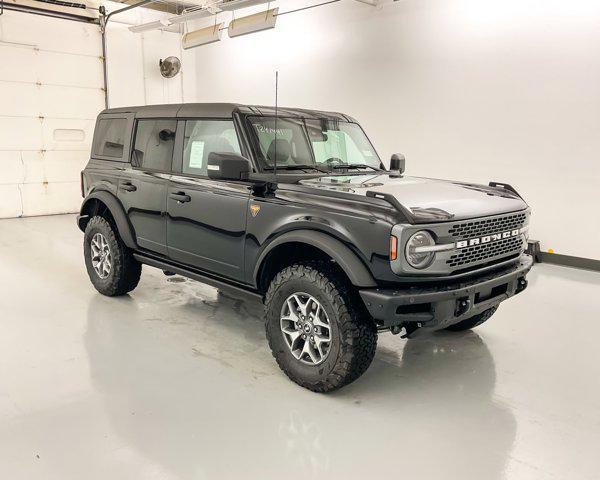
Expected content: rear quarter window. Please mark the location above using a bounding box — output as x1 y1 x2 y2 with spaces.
92 118 128 160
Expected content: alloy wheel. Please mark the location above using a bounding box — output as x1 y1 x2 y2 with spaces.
90 233 112 279
280 293 332 365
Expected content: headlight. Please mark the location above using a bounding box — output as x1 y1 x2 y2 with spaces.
405 231 435 269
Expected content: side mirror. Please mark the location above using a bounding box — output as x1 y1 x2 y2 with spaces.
207 152 252 181
390 153 405 174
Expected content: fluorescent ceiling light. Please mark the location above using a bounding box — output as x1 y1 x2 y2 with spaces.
169 8 215 24
228 7 278 38
182 23 224 49
129 19 171 33
219 0 273 12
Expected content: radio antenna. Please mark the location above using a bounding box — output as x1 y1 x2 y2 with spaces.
274 70 279 178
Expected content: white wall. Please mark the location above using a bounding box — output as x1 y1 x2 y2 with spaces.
191 0 600 260
0 4 196 218
104 1 197 108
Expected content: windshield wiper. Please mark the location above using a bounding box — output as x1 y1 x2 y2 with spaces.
328 164 381 172
264 164 329 173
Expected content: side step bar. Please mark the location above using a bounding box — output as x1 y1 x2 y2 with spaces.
133 253 263 301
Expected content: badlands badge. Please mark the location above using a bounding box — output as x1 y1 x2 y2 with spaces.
250 204 261 218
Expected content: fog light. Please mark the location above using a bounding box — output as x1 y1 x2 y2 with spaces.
405 231 435 269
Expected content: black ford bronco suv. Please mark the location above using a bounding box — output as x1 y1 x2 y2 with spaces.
78 103 532 392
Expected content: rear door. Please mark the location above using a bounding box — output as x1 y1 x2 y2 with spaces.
118 118 177 256
167 119 250 282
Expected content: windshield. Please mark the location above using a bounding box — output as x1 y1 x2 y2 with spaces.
248 116 381 171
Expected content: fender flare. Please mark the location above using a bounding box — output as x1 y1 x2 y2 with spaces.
254 230 377 288
78 190 137 249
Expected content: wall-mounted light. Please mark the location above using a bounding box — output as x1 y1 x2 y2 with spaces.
228 8 278 38
182 23 224 49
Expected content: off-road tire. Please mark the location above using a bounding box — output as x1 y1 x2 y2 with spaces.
84 216 142 296
265 262 377 392
444 306 498 332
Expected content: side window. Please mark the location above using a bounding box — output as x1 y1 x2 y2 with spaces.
92 118 127 159
132 119 177 171
182 120 241 176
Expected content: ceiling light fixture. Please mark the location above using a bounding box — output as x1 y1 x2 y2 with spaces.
182 22 224 49
128 19 172 33
227 7 278 38
168 2 223 24
219 0 273 12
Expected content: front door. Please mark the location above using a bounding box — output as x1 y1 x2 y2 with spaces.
118 118 177 256
166 119 250 282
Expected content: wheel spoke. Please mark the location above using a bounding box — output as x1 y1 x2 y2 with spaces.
280 292 331 366
281 325 298 335
302 340 319 363
288 331 302 350
284 297 299 320
314 339 325 358
90 233 111 279
313 316 328 329
294 294 309 316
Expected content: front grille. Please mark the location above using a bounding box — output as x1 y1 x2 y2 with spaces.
447 235 523 268
448 212 527 238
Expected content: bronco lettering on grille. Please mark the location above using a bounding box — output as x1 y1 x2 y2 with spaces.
455 229 520 249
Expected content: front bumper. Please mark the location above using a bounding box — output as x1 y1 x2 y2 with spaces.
359 255 533 333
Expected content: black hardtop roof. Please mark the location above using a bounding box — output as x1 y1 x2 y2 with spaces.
100 103 357 122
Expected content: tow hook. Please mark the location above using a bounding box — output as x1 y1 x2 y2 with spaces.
516 277 528 294
390 325 404 335
389 324 419 338
455 297 471 316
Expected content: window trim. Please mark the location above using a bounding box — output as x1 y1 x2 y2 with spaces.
130 117 179 174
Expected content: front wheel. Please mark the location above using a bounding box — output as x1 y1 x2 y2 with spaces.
444 306 498 332
265 262 377 392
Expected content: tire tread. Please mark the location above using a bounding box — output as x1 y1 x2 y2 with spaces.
265 261 377 392
84 216 141 297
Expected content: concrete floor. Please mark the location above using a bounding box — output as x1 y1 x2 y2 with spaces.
1 214 599 480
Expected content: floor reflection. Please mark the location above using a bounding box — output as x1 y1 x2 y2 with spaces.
84 276 516 479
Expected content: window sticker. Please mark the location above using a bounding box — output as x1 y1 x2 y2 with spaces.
189 141 205 168
253 124 285 136
363 150 373 157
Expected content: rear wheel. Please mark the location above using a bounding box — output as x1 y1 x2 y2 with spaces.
444 306 498 332
84 216 142 296
265 262 377 392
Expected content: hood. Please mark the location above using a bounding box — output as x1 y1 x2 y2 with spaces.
298 174 528 222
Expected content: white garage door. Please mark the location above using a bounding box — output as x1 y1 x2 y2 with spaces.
0 10 103 218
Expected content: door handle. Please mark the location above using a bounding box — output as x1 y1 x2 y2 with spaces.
169 192 191 203
120 182 137 192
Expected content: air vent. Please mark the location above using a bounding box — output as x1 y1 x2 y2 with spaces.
448 212 527 239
